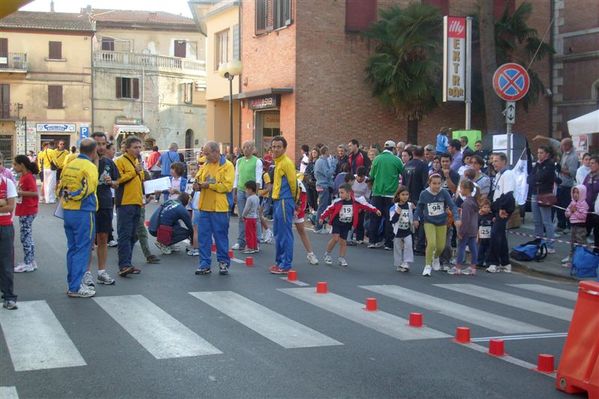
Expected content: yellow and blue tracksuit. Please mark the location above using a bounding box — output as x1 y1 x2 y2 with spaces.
195 155 234 269
56 154 98 293
272 154 299 270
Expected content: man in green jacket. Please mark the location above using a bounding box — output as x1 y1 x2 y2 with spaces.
368 140 404 249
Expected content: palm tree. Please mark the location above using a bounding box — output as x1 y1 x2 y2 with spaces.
364 4 442 144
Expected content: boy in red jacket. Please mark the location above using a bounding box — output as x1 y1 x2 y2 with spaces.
319 183 381 266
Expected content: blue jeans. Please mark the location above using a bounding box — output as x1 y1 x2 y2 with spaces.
64 210 95 292
531 195 555 250
117 205 141 269
198 211 230 269
477 239 491 266
237 190 247 247
315 188 331 230
457 236 478 266
274 198 295 270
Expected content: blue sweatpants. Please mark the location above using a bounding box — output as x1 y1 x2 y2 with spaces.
274 198 294 270
64 210 95 292
117 205 141 269
198 211 230 270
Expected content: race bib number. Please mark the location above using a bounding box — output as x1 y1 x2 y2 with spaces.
339 204 353 223
398 209 410 230
479 226 491 239
427 202 444 217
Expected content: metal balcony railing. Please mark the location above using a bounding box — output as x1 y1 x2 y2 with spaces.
0 52 28 71
93 50 206 76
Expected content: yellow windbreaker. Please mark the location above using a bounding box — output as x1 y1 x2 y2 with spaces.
114 153 144 206
56 155 98 211
195 156 234 212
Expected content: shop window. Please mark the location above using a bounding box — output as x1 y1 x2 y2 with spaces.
345 0 377 33
48 41 62 60
115 77 139 99
215 29 229 70
48 85 63 109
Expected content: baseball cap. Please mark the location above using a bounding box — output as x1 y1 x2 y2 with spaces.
384 140 396 149
424 144 434 151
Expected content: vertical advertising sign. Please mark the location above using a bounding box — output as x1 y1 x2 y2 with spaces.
443 16 467 102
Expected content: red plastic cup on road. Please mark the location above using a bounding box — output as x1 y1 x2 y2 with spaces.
287 270 297 281
245 257 254 267
455 327 471 344
364 298 378 311
488 339 505 356
409 312 423 327
316 282 328 294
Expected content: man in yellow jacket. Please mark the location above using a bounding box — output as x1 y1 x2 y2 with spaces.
53 140 69 181
114 136 144 277
194 141 234 276
56 138 98 298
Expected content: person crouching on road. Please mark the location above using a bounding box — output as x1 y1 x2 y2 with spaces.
57 139 99 298
414 173 461 277
149 192 194 254
390 185 415 273
320 183 380 267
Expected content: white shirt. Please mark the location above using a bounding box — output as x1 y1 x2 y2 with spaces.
493 168 515 202
576 165 591 185
0 177 17 221
299 154 309 174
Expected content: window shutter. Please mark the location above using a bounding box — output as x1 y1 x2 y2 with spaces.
49 41 62 59
345 0 377 33
0 84 10 119
232 24 240 60
132 78 140 99
266 0 274 30
0 38 8 64
174 40 186 58
255 0 267 33
285 0 292 25
116 77 122 98
48 85 62 108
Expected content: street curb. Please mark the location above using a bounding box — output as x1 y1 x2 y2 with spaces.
510 258 577 281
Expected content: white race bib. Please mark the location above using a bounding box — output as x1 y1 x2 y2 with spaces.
398 209 410 230
479 226 491 239
427 202 444 217
339 204 353 223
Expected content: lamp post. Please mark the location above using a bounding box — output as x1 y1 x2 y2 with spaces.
218 60 243 155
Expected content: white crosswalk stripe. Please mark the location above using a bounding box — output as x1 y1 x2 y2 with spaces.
0 386 19 399
94 295 222 359
190 291 342 348
435 284 574 321
0 301 86 371
360 285 549 334
279 288 450 340
507 284 578 301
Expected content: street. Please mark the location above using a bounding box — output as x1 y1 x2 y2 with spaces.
0 203 576 399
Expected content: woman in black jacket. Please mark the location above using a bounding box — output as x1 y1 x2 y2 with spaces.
527 145 557 253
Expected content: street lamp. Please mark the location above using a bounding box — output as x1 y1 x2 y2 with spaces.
218 60 243 155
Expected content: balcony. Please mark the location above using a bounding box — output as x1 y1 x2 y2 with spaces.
0 52 28 73
93 51 206 77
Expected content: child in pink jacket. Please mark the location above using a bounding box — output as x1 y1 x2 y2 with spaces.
564 184 589 266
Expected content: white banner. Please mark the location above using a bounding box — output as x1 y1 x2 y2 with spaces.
36 123 76 132
443 16 467 102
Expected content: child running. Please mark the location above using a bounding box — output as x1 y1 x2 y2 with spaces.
390 185 414 272
242 181 260 254
12 155 39 273
415 174 460 277
452 180 479 275
564 184 589 267
319 183 381 266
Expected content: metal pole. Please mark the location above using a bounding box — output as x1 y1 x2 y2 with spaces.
228 74 233 155
23 116 27 153
465 17 472 130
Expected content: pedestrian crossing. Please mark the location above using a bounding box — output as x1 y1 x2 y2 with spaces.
0 283 576 373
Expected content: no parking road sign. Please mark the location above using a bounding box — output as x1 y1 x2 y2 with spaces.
493 63 530 102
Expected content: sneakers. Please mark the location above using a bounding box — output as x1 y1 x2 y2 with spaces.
82 271 95 288
441 264 451 272
218 262 229 275
432 258 441 271
447 266 460 275
269 265 289 275
561 256 570 264
355 240 364 245
396 263 409 272
547 248 556 254
195 268 211 275
3 300 17 310
187 248 200 256
67 284 96 298
486 265 499 273
324 254 333 265
97 271 115 285
422 265 432 277
262 229 274 244
368 242 384 249
146 255 161 264
383 246 392 251
242 248 258 254
338 257 348 267
231 243 244 250
461 266 476 275
108 240 118 247
307 253 319 265
155 242 172 255
14 262 36 273
500 264 512 273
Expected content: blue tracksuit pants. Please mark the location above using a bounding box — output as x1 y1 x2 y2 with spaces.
198 211 230 269
63 210 95 292
274 198 294 270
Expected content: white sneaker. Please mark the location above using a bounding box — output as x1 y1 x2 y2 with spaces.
82 271 95 287
14 263 35 273
67 284 95 298
396 262 410 272
324 254 333 265
500 264 512 273
307 253 319 265
461 266 476 275
263 229 274 244
108 240 118 247
231 243 242 250
547 248 556 254
338 257 348 267
432 258 441 271
422 265 432 277
187 248 199 256
155 242 172 255
97 271 115 285
447 266 460 275
561 256 570 264
486 265 499 273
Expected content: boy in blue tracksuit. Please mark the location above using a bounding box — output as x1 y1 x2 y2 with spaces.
56 139 99 298
269 136 299 275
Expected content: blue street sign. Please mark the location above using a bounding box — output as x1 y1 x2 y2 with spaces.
80 126 89 138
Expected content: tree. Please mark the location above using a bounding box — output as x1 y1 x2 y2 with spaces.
364 4 442 144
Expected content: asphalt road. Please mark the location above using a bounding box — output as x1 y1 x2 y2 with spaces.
0 203 580 399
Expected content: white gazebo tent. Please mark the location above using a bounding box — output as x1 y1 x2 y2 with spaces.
567 109 599 136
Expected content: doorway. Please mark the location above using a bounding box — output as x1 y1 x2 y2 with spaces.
255 110 280 155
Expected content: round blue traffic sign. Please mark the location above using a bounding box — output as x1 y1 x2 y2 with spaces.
493 63 530 102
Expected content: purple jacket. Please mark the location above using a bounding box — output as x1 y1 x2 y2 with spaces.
583 172 599 210
458 196 479 238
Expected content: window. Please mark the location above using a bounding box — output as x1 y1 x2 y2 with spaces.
48 85 63 109
115 77 140 99
48 41 62 60
345 0 377 33
256 0 292 34
0 84 9 119
273 0 292 29
183 83 193 104
215 29 229 70
174 40 187 58
101 37 115 51
255 0 270 34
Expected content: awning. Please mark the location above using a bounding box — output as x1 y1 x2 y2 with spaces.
113 124 150 135
0 0 33 19
567 109 599 136
222 87 293 101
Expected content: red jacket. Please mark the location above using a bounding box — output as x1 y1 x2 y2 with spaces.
348 150 371 174
320 195 378 229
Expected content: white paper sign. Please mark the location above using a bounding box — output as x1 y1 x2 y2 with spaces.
143 177 171 193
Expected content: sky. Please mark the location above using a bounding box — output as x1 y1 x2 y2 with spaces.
21 0 193 17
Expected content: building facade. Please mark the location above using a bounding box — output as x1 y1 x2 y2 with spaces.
0 11 94 163
91 8 207 150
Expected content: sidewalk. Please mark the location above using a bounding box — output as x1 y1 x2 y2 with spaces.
507 215 580 280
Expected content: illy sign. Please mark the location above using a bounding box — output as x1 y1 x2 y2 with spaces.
443 16 468 102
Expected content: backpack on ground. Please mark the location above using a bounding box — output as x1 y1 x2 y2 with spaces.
571 246 599 278
509 239 548 262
